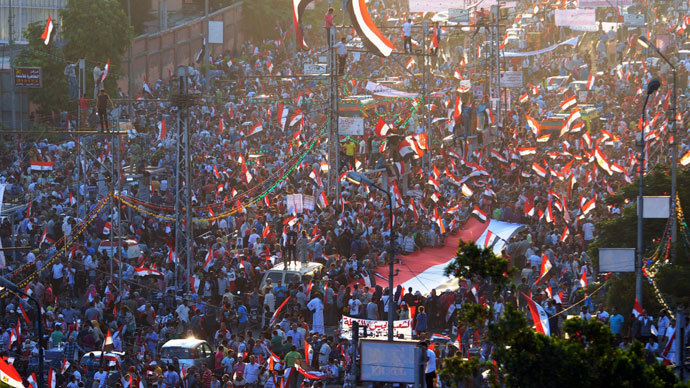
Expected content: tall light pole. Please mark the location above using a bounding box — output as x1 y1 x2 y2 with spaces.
346 171 396 341
637 78 660 307
0 277 44 388
637 36 678 263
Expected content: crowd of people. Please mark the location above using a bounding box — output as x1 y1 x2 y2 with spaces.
1 0 690 386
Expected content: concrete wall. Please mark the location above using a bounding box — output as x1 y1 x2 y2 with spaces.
120 1 243 94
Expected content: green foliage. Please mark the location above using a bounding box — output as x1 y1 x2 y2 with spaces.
589 165 690 315
60 0 133 95
240 0 291 42
441 304 688 387
438 356 489 388
445 241 516 294
13 22 69 113
456 303 490 329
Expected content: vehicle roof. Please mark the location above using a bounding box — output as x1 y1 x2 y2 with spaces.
82 351 125 358
268 262 323 272
161 338 208 348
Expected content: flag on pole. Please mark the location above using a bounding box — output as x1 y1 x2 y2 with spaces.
374 117 391 137
586 73 595 90
270 296 291 326
579 271 587 288
632 298 643 317
41 17 54 45
522 292 550 336
101 59 110 83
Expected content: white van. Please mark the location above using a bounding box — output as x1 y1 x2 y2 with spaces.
97 239 142 259
259 262 324 291
160 338 215 369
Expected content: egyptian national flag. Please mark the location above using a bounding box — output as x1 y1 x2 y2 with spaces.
522 292 550 336
203 249 214 271
101 59 110 83
347 0 395 57
471 206 487 222
560 95 577 111
277 103 288 130
632 298 643 317
453 96 462 123
519 93 529 103
681 150 690 166
292 0 315 50
30 160 55 171
579 271 587 288
48 368 57 388
102 221 111 235
270 296 291 326
143 77 153 96
41 17 54 45
560 225 569 242
586 73 595 90
103 330 114 351
525 115 540 135
289 109 303 126
406 57 416 70
157 119 167 140
537 254 552 282
247 123 263 137
304 340 311 364
374 117 391 137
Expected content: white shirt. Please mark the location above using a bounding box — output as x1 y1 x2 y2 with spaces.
425 348 436 373
403 22 412 37
52 262 64 279
335 41 347 56
583 222 595 241
245 362 260 383
348 298 362 316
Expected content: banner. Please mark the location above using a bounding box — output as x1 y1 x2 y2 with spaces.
578 0 633 7
340 316 413 339
502 37 579 58
555 9 596 27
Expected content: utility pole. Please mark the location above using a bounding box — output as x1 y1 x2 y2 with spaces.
494 4 501 131
421 21 429 173
9 0 17 141
327 0 340 201
203 0 209 92
128 0 133 97
174 66 194 290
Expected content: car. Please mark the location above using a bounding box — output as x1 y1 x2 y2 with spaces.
567 81 589 93
259 261 324 291
160 338 215 370
546 76 570 92
78 351 126 386
97 238 142 259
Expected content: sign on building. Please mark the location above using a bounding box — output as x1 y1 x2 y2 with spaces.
208 21 224 44
303 63 327 75
554 9 596 27
13 67 42 88
499 71 524 88
338 117 365 136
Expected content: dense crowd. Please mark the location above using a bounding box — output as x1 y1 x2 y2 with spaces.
1 0 690 386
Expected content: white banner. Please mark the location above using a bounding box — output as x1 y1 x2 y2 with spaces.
340 316 413 339
578 0 633 7
338 117 365 136
502 37 579 57
555 9 596 27
499 71 524 88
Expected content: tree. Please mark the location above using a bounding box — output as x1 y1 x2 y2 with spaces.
438 241 689 388
13 22 70 115
590 164 690 315
240 0 292 42
60 0 133 96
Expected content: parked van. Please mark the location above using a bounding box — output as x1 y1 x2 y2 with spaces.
97 239 142 259
160 338 215 369
259 262 323 291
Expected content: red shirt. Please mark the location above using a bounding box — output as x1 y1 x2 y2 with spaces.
324 12 334 28
202 369 213 388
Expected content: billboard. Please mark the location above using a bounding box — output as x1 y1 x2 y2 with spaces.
13 67 42 88
409 0 493 12
208 21 224 44
360 340 419 383
340 315 413 339
599 248 635 273
555 9 596 27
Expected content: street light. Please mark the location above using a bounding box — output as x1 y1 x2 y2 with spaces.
637 35 678 263
636 78 661 308
346 171 396 341
0 277 44 388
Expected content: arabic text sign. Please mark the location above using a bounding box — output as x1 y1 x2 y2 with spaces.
340 316 413 339
554 9 596 27
303 63 327 75
338 117 365 136
13 67 42 88
499 71 524 88
361 340 418 383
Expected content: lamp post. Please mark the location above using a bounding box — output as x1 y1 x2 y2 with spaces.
637 36 678 263
0 277 44 388
346 171 396 341
637 78 660 307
